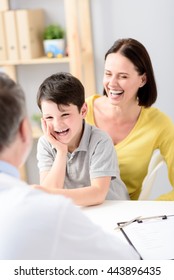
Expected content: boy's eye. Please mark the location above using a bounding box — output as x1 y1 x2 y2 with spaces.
45 116 53 120
62 113 69 117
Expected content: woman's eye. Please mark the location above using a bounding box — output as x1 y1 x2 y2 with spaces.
105 72 111 76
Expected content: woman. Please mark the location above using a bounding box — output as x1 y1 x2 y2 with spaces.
85 38 174 200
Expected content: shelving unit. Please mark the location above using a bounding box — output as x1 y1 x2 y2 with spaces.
0 0 96 97
1 56 70 65
0 0 96 182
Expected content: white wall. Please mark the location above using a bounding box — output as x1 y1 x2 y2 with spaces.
10 0 174 197
91 0 174 120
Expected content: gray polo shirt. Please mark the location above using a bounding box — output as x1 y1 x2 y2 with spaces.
37 122 129 200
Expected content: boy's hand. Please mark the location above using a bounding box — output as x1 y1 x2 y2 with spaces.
41 118 68 153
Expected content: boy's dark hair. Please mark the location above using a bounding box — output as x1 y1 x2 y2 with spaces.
37 72 85 112
0 73 26 152
103 38 157 107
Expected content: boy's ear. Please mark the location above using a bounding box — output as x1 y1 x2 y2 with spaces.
81 102 88 118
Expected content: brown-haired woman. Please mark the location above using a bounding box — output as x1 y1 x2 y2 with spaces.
85 38 174 200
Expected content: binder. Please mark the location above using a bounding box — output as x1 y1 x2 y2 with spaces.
116 214 174 260
4 10 20 60
0 12 7 60
16 9 45 60
0 0 9 11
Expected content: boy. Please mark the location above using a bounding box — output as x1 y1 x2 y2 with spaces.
36 72 129 206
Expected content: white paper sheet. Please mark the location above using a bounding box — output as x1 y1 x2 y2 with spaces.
119 215 174 259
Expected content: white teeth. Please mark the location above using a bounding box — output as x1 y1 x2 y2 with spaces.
110 90 123 95
58 128 68 133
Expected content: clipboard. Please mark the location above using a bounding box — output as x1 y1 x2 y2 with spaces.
116 214 174 260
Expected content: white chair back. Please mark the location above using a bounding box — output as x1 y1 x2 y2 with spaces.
138 151 165 200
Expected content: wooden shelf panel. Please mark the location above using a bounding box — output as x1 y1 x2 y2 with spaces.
0 56 70 66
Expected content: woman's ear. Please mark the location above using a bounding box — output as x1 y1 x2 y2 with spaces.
140 73 147 87
81 102 88 118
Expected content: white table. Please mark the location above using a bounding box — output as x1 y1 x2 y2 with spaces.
82 200 174 234
82 201 174 260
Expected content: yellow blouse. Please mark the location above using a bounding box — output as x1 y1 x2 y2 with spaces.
85 94 174 200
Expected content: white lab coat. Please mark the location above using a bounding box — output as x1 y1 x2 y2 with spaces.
0 173 139 260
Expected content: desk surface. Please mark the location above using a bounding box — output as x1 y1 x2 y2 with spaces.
82 200 174 234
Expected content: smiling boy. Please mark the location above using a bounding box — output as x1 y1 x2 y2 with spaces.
36 72 129 206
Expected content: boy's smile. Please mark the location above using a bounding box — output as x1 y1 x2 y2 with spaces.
54 128 70 137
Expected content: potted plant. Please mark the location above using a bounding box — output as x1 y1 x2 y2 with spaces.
31 113 42 138
31 113 42 127
43 24 65 58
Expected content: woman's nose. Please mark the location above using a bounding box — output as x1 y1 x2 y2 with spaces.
109 75 118 87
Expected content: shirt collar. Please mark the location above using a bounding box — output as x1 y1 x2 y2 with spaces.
0 160 20 179
75 121 92 152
